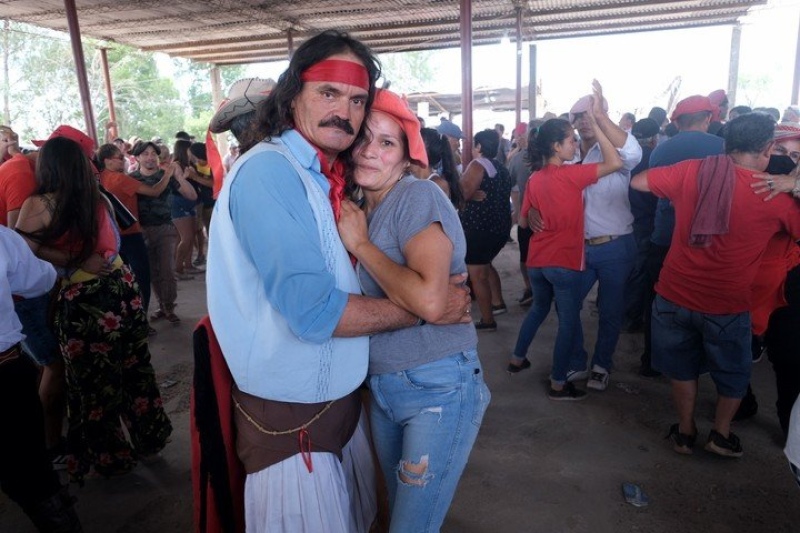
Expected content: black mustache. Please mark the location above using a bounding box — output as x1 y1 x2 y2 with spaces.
319 117 355 135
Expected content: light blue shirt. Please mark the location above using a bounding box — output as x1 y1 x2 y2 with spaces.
581 132 642 238
229 130 348 342
0 226 56 351
207 130 368 403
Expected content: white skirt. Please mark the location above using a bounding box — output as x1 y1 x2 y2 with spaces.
244 410 377 533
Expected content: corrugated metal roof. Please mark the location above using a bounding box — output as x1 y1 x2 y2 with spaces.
2 0 766 64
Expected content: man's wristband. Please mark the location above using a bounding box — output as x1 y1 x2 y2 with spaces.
415 317 426 327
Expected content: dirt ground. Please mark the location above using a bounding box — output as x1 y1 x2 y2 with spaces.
2 240 799 533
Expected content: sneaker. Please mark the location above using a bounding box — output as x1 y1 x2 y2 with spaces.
587 366 609 391
507 357 531 374
518 289 533 306
566 369 589 382
665 423 697 455
704 429 743 458
193 255 206 267
492 304 508 316
474 320 497 332
548 382 587 401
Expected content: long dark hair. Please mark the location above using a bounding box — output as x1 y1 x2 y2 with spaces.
420 127 463 209
527 118 573 172
26 137 102 268
256 30 382 144
173 139 192 170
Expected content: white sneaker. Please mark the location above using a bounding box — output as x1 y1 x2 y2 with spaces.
587 365 609 391
566 369 589 382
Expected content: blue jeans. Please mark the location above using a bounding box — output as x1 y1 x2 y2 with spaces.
512 267 583 384
571 233 636 373
368 350 490 533
15 294 59 366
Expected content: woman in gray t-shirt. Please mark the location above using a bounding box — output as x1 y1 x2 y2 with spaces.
338 89 490 533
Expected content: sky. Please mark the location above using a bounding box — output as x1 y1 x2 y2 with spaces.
237 0 800 130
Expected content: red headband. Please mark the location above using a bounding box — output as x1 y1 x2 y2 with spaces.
300 59 369 91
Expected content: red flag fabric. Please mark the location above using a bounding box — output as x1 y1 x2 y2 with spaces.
206 129 225 199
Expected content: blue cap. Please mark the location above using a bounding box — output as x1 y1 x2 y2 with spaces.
436 119 464 139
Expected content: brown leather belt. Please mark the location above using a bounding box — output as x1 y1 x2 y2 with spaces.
0 344 20 368
585 235 619 246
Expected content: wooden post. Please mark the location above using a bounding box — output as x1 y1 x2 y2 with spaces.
63 0 98 144
210 65 227 155
99 48 117 141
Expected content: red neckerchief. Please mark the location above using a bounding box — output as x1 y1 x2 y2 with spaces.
309 145 346 221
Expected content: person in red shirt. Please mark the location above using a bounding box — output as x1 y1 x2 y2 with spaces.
506 82 622 401
631 113 800 458
97 143 176 327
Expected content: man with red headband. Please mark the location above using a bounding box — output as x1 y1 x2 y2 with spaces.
205 30 470 532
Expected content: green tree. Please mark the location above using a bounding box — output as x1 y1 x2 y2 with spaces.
378 51 434 94
172 59 245 137
0 21 218 143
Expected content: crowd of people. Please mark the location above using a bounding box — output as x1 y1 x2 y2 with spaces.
2 27 800 533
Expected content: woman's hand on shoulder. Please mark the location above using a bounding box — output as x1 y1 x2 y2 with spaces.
337 199 370 255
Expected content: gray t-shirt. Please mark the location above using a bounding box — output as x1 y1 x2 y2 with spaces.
358 175 477 374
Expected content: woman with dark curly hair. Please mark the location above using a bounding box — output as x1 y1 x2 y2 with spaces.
16 136 172 484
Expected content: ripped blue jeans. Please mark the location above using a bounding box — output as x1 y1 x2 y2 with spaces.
368 349 490 533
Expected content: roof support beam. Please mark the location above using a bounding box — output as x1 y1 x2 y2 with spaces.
461 0 473 166
515 6 523 126
99 48 117 139
793 9 800 105
728 24 741 107
63 0 97 144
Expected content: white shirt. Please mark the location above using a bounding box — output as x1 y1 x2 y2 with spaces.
0 225 56 351
581 132 642 239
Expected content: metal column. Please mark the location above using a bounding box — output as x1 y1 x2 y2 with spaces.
99 48 117 141
63 0 98 144
728 24 741 106
460 0 473 166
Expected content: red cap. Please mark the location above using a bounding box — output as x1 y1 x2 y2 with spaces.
670 95 715 122
370 89 428 168
513 122 527 138
32 125 96 159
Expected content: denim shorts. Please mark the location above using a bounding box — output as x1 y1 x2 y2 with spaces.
651 295 751 398
14 294 59 366
171 195 197 219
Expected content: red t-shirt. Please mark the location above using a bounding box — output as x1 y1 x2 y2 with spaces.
0 154 36 226
522 162 599 270
648 159 800 314
99 169 142 235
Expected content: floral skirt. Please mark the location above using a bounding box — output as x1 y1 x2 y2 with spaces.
55 264 173 484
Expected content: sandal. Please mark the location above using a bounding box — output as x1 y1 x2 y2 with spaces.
150 309 166 321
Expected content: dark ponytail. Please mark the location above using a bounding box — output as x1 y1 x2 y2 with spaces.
527 118 573 171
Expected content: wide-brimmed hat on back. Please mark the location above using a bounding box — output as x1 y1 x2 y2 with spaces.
209 78 276 134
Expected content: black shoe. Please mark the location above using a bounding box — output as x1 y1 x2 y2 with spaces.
705 430 743 458
507 358 531 374
665 423 696 455
548 382 587 401
474 320 497 332
733 388 758 421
